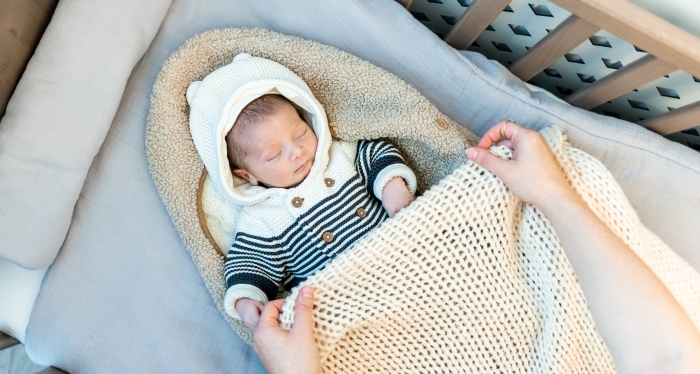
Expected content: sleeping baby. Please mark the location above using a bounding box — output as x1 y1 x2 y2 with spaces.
186 53 417 330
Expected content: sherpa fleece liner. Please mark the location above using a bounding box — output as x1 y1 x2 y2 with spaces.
146 27 478 345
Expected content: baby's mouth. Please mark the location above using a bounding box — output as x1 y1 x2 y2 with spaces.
295 159 311 173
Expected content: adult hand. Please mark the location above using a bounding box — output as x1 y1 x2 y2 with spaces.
254 286 320 374
465 120 573 209
468 121 700 373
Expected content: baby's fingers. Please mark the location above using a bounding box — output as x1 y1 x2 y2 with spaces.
255 301 265 313
495 139 513 149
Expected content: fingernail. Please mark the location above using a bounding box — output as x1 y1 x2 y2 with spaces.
467 148 478 159
302 287 313 299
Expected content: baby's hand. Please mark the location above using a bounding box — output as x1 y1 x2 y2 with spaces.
236 298 265 330
381 177 414 218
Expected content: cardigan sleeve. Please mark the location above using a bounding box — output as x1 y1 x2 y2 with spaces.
355 140 417 200
223 218 287 320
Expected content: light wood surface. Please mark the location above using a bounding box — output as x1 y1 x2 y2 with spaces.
395 0 413 9
196 168 225 256
444 0 512 50
565 54 676 110
509 15 599 82
0 0 58 118
638 101 700 135
549 0 700 79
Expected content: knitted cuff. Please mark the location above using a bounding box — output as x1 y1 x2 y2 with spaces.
373 164 417 201
224 284 269 320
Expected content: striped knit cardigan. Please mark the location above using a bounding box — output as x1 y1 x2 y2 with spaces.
223 139 417 319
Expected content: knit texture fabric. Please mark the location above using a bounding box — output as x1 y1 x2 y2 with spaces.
279 127 700 373
145 28 700 372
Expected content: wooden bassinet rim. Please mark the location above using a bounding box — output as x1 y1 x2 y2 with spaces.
196 168 226 257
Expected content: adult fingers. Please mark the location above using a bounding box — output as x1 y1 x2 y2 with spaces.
257 299 286 329
292 286 316 335
477 120 520 149
466 146 511 178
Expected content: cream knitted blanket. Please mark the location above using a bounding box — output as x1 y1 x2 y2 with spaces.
278 128 700 373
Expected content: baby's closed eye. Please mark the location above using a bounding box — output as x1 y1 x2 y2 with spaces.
267 151 281 161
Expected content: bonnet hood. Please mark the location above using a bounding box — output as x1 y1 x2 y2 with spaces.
186 53 331 205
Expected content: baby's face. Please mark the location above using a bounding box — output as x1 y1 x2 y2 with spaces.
238 103 318 188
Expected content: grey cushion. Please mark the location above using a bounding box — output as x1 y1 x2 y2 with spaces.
0 0 171 269
25 0 700 372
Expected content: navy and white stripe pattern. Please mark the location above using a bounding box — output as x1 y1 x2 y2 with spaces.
225 140 408 302
356 140 407 198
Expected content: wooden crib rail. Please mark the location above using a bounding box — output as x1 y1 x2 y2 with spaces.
550 0 700 78
639 101 700 135
441 0 700 134
549 0 700 134
509 15 599 82
443 0 512 50
564 54 676 110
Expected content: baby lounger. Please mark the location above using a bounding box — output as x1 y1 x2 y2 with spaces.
146 27 478 343
146 28 700 372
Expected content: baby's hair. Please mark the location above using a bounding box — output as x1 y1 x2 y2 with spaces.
225 94 298 170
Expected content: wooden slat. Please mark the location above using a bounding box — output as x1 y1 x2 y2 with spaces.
443 0 512 50
395 0 414 9
509 15 599 82
0 0 58 118
550 0 700 79
565 54 676 110
637 101 700 135
0 332 20 350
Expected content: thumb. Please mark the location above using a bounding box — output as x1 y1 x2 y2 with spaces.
257 299 285 329
291 286 315 334
466 147 510 178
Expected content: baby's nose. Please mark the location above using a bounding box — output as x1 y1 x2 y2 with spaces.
289 145 303 159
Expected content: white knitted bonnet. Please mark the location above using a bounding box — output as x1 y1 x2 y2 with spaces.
186 53 330 203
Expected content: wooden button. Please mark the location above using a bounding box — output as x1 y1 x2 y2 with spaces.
292 197 304 208
322 231 334 243
436 118 448 130
324 178 335 187
356 207 366 218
